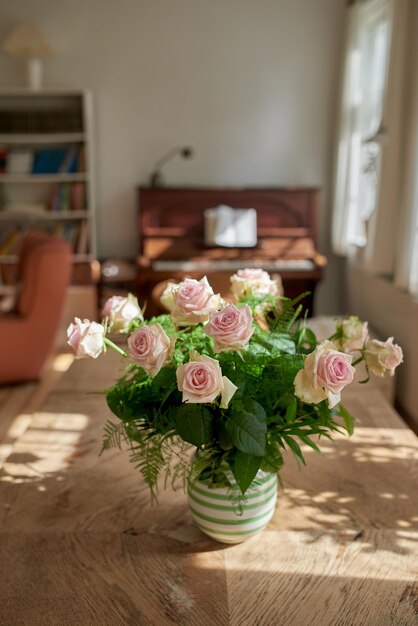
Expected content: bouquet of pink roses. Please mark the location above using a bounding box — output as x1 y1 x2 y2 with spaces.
67 269 403 500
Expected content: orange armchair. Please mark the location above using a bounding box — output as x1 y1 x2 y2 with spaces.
0 233 72 384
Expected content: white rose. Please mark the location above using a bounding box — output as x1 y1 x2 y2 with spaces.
230 268 281 301
102 294 143 333
67 318 105 359
364 337 403 377
336 316 369 352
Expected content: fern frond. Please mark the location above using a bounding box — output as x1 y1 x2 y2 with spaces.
266 292 310 333
100 420 127 455
128 435 165 502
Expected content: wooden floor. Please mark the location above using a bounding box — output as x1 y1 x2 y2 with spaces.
0 348 418 625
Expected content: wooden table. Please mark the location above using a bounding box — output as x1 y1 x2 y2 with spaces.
1 350 417 625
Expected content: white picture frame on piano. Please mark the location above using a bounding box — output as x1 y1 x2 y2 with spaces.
204 205 257 248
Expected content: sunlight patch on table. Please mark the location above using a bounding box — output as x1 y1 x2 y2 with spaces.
1 411 90 483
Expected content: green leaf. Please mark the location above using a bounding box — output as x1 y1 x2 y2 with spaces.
298 433 321 453
266 332 296 354
152 365 177 389
107 384 138 421
174 404 214 447
251 327 295 355
244 340 271 360
338 404 356 436
285 397 297 423
260 354 305 408
260 439 283 473
282 434 306 465
218 422 234 450
295 326 317 352
225 399 267 456
231 450 262 494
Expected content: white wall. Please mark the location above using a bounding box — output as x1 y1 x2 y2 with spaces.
0 0 346 312
347 262 418 425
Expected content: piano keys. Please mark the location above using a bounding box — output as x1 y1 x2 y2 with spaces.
152 259 316 272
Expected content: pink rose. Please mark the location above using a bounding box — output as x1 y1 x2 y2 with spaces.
160 277 221 325
364 337 403 377
127 323 175 377
67 317 105 359
204 304 254 352
230 268 281 301
102 294 142 333
294 341 355 408
336 316 369 352
176 351 237 408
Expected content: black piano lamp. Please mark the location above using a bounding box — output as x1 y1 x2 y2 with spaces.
149 146 194 187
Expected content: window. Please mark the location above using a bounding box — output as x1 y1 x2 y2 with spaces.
332 0 393 256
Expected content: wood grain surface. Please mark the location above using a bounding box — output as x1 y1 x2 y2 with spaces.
0 349 417 625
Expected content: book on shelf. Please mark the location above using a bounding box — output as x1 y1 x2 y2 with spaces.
76 220 89 254
32 145 81 175
77 146 85 173
70 182 85 211
6 149 34 174
49 183 69 212
62 222 79 249
32 148 67 174
0 229 20 256
48 182 85 212
55 184 71 212
49 184 60 211
59 145 79 174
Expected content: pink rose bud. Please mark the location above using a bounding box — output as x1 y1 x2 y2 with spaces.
336 316 369 352
176 351 237 408
102 293 142 333
67 317 105 359
364 337 403 377
204 304 254 352
160 277 221 325
294 341 355 408
127 323 175 377
230 268 281 301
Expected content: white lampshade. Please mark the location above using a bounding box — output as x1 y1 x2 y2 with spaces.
2 22 54 59
2 22 54 91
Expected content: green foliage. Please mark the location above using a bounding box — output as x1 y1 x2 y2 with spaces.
174 404 214 447
337 403 356 436
101 288 359 498
230 451 262 493
225 399 267 456
100 420 127 453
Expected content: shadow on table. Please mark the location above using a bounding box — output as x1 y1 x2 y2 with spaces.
0 392 417 559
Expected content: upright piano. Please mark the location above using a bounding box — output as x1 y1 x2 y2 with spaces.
136 187 326 315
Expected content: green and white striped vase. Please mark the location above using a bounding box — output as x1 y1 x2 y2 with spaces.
188 471 278 544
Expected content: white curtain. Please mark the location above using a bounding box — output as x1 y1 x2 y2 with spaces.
332 3 362 256
332 0 393 257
